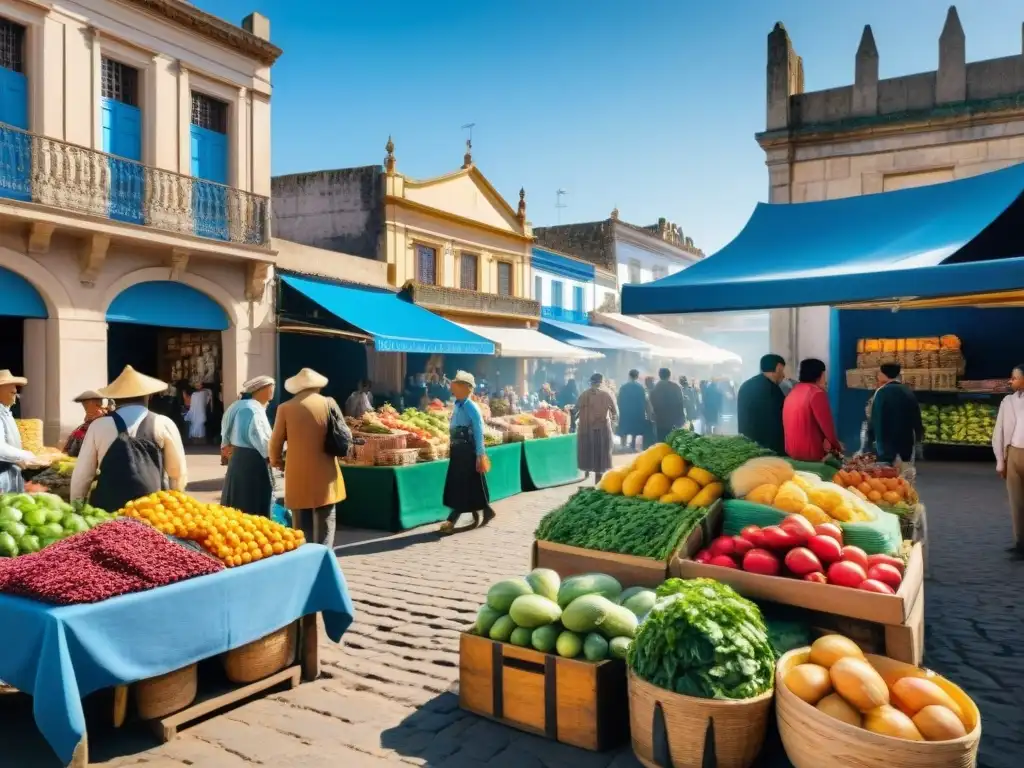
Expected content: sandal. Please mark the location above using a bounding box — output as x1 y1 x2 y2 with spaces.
438 521 455 536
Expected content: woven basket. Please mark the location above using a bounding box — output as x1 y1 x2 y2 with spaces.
775 648 980 768
902 369 930 391
15 419 43 454
930 369 958 392
846 369 877 389
627 670 773 768
223 624 297 684
353 432 408 463
857 352 881 369
938 349 964 372
135 664 198 720
375 448 420 467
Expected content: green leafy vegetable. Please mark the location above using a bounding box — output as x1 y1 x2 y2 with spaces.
667 429 774 480
534 489 709 560
627 578 775 700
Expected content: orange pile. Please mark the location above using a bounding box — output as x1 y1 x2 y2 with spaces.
119 490 305 567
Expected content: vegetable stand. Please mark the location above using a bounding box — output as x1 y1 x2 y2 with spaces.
0 544 354 767
520 434 581 490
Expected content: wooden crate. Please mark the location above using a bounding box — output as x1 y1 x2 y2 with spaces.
532 501 721 589
459 632 628 751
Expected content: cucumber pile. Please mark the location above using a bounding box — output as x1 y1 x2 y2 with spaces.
471 568 656 662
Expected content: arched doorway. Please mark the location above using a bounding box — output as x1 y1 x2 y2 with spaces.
0 266 47 419
106 280 230 445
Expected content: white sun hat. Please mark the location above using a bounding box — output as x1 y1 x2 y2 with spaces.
0 370 27 387
98 366 168 400
284 368 329 395
452 370 476 388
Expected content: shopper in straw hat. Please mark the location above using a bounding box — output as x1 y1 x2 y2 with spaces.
269 368 347 547
70 366 187 512
0 369 36 493
63 390 112 458
438 370 494 535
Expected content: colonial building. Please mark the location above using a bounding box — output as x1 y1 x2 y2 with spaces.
272 139 581 390
531 245 616 325
759 6 1024 365
0 0 280 444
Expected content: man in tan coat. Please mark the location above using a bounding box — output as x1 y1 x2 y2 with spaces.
269 368 346 548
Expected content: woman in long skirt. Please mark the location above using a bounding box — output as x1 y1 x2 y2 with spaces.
220 376 276 517
439 371 494 535
576 373 618 482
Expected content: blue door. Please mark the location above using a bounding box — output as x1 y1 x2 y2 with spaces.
102 98 143 224
191 124 228 241
0 66 29 202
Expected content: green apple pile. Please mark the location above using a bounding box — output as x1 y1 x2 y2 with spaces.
0 493 116 557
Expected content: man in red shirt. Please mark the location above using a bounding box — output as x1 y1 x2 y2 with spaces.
783 358 843 461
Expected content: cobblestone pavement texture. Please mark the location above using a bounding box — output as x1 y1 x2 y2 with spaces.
0 457 1020 767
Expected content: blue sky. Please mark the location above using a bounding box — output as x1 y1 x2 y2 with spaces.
199 0 1023 253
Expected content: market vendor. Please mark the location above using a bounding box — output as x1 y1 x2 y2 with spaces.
783 358 842 462
0 369 36 493
70 366 188 511
439 370 494 535
221 376 276 517
344 379 373 418
63 390 111 458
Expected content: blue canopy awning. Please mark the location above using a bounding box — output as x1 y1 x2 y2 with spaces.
540 319 653 352
280 274 495 355
0 267 47 318
108 281 228 330
622 162 1024 314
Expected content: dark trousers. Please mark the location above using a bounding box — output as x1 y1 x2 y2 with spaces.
296 504 336 548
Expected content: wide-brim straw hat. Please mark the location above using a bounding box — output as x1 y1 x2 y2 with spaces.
73 390 105 403
452 370 476 388
0 370 27 387
285 368 328 395
98 366 168 400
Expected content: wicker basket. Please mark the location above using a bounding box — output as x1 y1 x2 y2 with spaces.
938 349 964 373
930 368 958 392
775 648 980 768
846 369 877 389
223 624 297 684
902 369 930 391
135 664 198 720
627 670 773 768
15 419 44 455
375 448 420 466
353 431 407 463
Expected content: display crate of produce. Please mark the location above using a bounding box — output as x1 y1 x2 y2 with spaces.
353 431 408 464
375 448 420 467
929 368 958 392
672 541 923 627
845 369 877 389
901 369 930 391
459 632 628 752
532 501 720 589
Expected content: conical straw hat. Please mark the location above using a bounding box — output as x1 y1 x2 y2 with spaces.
285 368 328 395
98 366 168 400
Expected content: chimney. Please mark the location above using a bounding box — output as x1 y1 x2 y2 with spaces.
766 22 802 131
242 12 271 41
936 6 966 104
852 25 879 116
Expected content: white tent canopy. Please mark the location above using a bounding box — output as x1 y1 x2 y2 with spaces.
592 313 741 365
456 323 604 361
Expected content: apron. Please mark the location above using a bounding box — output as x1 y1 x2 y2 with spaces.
442 426 489 514
221 446 273 517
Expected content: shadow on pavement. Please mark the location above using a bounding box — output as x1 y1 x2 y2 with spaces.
335 530 444 558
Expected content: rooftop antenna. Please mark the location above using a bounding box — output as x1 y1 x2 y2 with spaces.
556 188 568 224
461 123 476 144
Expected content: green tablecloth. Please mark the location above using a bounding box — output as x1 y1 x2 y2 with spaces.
521 433 581 490
337 443 523 532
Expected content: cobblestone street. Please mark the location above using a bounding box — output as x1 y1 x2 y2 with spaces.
1 459 1020 768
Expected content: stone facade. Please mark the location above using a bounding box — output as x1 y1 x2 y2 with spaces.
757 7 1024 369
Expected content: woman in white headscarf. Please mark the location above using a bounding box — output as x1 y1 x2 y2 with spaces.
220 376 276 517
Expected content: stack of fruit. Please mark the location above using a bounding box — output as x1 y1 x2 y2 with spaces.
119 490 304 567
831 469 916 508
695 514 906 594
474 569 649 662
0 493 116 556
598 442 723 508
921 404 940 443
934 402 998 446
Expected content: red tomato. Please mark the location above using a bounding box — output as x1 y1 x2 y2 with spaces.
781 515 815 544
840 546 870 570
740 525 765 548
709 536 737 557
784 547 823 576
866 553 905 575
807 534 843 564
866 563 903 590
742 548 781 576
709 555 739 569
732 536 754 557
761 525 799 550
858 579 895 594
814 523 844 544
803 572 828 584
827 561 867 588
694 549 712 564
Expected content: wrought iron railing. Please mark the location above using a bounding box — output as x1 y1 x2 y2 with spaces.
541 305 589 324
0 123 270 247
405 281 541 319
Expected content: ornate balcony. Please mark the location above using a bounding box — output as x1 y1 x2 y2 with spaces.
403 281 541 320
541 305 589 324
0 124 270 247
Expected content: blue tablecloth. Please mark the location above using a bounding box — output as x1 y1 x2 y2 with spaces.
0 543 355 766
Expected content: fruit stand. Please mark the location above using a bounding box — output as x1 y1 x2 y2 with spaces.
0 492 356 768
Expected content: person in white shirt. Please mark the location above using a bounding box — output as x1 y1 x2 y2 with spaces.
185 381 212 443
991 364 1024 559
344 379 373 419
70 366 188 511
0 369 36 493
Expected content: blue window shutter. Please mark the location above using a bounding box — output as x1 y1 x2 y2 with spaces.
0 67 28 129
0 67 29 202
573 286 584 311
552 281 563 309
191 124 229 240
103 98 143 224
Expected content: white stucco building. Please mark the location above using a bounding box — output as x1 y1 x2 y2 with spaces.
530 245 615 324
0 0 280 444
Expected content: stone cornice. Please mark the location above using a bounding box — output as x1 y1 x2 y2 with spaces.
121 0 282 65
612 221 703 263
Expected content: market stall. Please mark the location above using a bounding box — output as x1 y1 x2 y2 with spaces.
0 490 355 767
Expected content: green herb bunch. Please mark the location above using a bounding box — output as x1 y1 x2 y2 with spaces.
667 429 774 480
534 488 709 561
627 578 776 700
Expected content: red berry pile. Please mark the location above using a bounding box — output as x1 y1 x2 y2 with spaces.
0 519 224 605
